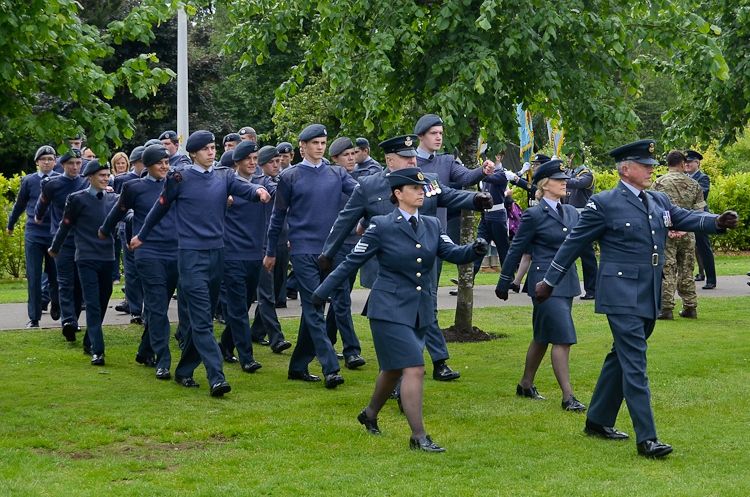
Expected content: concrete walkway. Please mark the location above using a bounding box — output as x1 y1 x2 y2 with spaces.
1 274 748 331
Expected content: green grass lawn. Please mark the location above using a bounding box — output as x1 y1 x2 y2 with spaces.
0 278 124 304
1 297 749 495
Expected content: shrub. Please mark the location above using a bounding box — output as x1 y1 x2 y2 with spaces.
0 174 26 278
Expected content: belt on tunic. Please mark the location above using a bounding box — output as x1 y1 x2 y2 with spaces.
599 254 661 266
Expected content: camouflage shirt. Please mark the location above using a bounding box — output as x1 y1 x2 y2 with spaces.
650 170 706 211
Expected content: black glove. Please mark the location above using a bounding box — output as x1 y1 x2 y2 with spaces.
495 288 509 300
534 281 553 304
318 253 334 273
473 237 490 257
716 210 739 230
311 292 326 310
473 192 493 210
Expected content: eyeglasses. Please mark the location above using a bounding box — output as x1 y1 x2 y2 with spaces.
38 158 55 163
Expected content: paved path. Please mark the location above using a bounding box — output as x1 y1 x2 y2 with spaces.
1 275 748 331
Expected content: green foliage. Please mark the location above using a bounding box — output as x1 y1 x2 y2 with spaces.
707 172 750 251
0 174 26 277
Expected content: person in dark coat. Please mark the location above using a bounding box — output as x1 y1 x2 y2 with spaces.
313 164 488 452
496 160 586 412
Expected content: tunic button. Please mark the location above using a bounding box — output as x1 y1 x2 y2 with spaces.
625 222 630 227
536 267 540 270
378 197 381 201
563 228 567 232
416 286 422 291
417 258 422 263
618 272 622 275
654 245 657 250
416 244 421 249
416 272 421 277
649 215 652 220
652 230 655 235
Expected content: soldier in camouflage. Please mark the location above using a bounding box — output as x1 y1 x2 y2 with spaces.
651 150 706 320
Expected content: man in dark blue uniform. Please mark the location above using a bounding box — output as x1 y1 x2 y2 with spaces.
352 138 383 177
223 133 242 152
160 130 192 168
685 149 717 289
535 139 738 458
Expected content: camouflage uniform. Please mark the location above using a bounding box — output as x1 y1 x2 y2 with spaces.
650 170 706 311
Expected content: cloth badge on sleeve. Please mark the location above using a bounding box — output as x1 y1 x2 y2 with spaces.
354 241 369 253
585 201 597 211
440 234 454 244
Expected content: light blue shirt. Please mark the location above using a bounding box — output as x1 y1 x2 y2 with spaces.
622 181 644 201
191 164 213 174
145 174 162 183
300 158 322 168
398 208 419 223
416 147 432 160
542 197 560 212
86 186 103 197
690 170 701 180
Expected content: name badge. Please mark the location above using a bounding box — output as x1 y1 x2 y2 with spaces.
663 210 672 228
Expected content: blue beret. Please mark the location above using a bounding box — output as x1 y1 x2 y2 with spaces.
81 159 108 176
34 145 56 161
609 139 659 165
144 138 162 148
239 126 256 136
532 153 551 164
159 130 178 141
74 132 84 140
232 140 259 161
684 149 703 161
185 130 215 153
223 133 242 145
220 150 235 168
277 142 293 154
532 160 569 185
59 148 83 164
142 145 170 167
386 167 429 188
298 124 327 142
329 137 354 157
379 135 418 157
129 146 146 163
355 137 369 148
414 114 444 135
258 145 280 165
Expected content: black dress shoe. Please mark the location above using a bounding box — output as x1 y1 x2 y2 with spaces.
213 313 226 325
90 353 105 366
702 282 716 290
50 302 61 321
26 320 40 329
287 289 298 300
174 375 200 388
637 439 673 458
584 419 629 440
336 353 344 360
449 289 458 296
156 368 171 380
83 346 92 356
288 370 321 382
242 361 262 373
135 355 156 367
450 278 459 285
509 282 521 293
130 314 143 325
274 301 287 308
516 384 546 400
358 408 381 435
271 341 292 354
62 322 78 342
345 354 366 369
695 273 705 281
324 372 344 389
433 363 460 381
210 381 231 397
115 300 130 313
409 435 445 452
252 338 270 346
219 343 239 363
580 292 595 300
562 395 587 411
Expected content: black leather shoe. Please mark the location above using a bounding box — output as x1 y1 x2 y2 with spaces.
702 282 716 290
433 363 460 381
253 338 270 346
358 408 381 435
450 278 459 285
242 361 262 373
637 439 673 458
517 384 546 400
695 273 705 281
62 322 78 342
219 343 239 363
83 346 92 356
26 320 39 329
580 292 595 300
213 313 226 325
409 435 445 452
274 301 287 308
288 370 321 382
287 289 298 300
271 341 292 353
345 354 366 369
174 375 200 388
562 395 587 411
130 314 143 325
156 368 171 380
115 300 130 313
210 381 231 397
324 372 344 389
336 353 344 360
584 419 629 440
90 353 105 366
449 289 458 296
50 302 61 321
135 355 156 367
509 282 521 293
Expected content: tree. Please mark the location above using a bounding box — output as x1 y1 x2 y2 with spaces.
222 0 728 331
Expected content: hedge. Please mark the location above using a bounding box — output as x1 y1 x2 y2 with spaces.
0 174 26 277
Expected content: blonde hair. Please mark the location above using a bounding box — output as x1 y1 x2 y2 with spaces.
111 152 130 174
534 177 549 201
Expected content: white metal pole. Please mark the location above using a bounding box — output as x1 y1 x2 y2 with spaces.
177 8 189 154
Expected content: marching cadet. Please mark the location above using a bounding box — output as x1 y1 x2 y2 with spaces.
239 126 257 142
53 133 85 174
222 133 242 152
535 139 738 458
131 130 271 397
352 137 383 177
651 150 706 320
35 148 88 344
685 149 717 289
277 142 295 171
100 144 179 380
319 135 492 382
49 160 119 366
159 130 192 168
312 165 488 452
263 124 357 389
7 146 61 328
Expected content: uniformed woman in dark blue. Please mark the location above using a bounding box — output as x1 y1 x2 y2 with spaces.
495 160 586 412
313 156 488 452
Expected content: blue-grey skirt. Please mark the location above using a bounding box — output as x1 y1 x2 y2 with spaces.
531 296 577 345
369 318 427 371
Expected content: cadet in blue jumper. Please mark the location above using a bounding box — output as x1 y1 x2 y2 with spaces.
160 130 192 168
313 164 488 452
7 146 61 328
100 144 179 380
49 160 119 366
131 131 270 397
352 138 383 178
263 124 357 389
535 139 739 458
495 160 586 412
35 148 88 344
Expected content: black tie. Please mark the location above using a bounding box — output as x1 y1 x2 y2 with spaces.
42 174 48 180
409 216 418 233
556 204 564 220
96 191 103 200
204 170 209 174
638 191 649 210
428 154 434 161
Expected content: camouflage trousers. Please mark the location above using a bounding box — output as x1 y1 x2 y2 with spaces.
662 232 697 310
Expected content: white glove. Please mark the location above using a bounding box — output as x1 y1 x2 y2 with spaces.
519 162 531 175
504 170 517 181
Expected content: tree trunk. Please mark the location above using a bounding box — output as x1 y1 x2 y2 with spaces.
454 119 481 331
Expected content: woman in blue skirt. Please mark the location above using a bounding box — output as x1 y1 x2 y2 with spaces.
495 159 587 412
